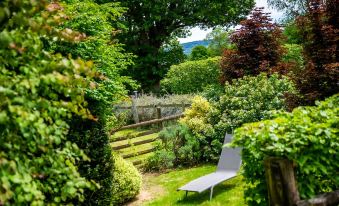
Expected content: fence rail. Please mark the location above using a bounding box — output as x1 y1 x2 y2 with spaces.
111 101 186 166
110 113 183 134
115 103 191 109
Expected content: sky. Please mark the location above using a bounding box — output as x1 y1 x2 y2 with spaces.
178 0 284 43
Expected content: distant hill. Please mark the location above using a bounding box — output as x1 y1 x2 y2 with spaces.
181 40 210 54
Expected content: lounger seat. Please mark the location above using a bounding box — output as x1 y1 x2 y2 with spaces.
177 134 241 200
178 170 237 193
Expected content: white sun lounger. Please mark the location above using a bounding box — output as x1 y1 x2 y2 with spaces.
177 134 241 200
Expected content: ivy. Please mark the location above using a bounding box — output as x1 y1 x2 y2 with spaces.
230 94 339 205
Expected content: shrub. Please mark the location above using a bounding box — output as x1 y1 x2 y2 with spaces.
54 1 135 204
220 8 286 83
112 154 142 205
230 94 339 206
0 1 95 204
179 96 219 161
145 149 176 171
146 124 201 171
200 84 225 103
161 57 221 94
180 96 214 139
210 73 297 138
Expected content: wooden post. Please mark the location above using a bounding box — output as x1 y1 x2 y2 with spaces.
182 103 186 114
264 157 300 206
131 95 139 124
156 107 163 129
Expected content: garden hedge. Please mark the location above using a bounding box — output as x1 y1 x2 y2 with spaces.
161 57 221 94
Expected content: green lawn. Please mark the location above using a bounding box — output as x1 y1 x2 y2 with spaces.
137 165 246 206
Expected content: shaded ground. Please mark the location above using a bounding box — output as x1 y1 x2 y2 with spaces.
126 173 165 206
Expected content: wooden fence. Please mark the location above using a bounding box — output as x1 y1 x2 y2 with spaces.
115 102 190 124
110 107 184 166
265 157 339 206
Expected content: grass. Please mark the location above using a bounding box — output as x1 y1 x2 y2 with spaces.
137 165 246 206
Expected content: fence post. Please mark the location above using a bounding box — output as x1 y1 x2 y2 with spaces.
264 157 300 206
131 95 139 124
156 107 163 129
182 103 186 114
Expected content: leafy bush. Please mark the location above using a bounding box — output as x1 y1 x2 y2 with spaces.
210 73 297 138
200 84 225 103
146 124 201 171
0 1 95 204
112 154 142 205
161 57 221 94
145 149 176 171
54 1 135 204
180 96 214 139
179 96 219 161
230 94 339 206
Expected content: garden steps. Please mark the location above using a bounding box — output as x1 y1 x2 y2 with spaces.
111 129 159 167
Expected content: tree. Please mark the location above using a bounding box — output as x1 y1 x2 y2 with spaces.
190 45 209 60
158 39 186 78
267 0 308 20
206 27 234 56
114 0 255 89
220 8 286 83
293 0 339 104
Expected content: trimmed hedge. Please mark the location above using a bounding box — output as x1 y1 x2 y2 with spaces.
230 94 339 205
112 154 141 205
161 57 221 94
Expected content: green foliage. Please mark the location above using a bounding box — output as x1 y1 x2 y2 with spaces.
210 73 297 137
283 20 303 44
230 94 339 206
206 27 234 56
179 96 219 161
56 0 137 104
0 1 96 205
161 57 221 94
200 84 225 103
146 149 176 171
115 0 255 89
282 44 304 74
282 44 304 66
52 1 137 204
190 45 209 60
112 154 142 205
267 0 307 20
146 125 201 171
180 96 214 139
159 39 187 73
